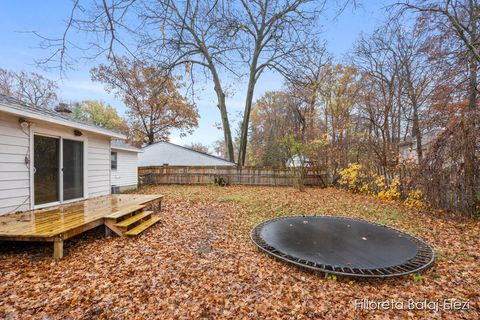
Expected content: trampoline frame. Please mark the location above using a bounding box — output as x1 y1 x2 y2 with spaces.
251 215 435 278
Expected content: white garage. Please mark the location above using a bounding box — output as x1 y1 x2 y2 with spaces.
110 141 142 192
138 141 235 167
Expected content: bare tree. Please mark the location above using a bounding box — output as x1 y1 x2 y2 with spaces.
0 68 14 97
34 0 136 72
0 68 58 108
34 0 238 162
396 0 480 63
140 0 239 163
381 22 438 161
353 28 402 166
396 0 479 215
234 0 325 165
282 41 331 141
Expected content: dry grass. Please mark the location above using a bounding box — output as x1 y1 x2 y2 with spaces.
0 185 478 319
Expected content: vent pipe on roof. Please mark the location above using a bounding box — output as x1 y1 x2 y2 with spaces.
54 102 72 115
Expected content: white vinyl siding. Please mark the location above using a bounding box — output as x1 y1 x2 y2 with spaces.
111 149 138 189
0 113 30 214
88 136 111 197
0 111 113 215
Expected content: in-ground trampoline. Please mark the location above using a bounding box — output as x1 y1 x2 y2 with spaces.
251 216 435 278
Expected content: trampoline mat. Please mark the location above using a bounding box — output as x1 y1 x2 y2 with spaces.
251 216 435 277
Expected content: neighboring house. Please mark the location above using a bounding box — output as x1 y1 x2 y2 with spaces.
111 140 141 192
0 94 126 215
286 154 311 168
138 141 236 167
398 129 442 163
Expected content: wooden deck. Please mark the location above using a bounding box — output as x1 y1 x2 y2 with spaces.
0 194 163 259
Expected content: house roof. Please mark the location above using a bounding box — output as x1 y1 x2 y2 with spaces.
140 141 236 166
111 140 142 153
0 94 126 139
398 139 414 147
398 129 443 148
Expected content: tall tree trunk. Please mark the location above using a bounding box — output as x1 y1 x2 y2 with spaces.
305 88 317 141
464 1 479 216
405 65 423 162
464 50 478 215
212 72 234 162
383 104 390 167
208 61 235 162
395 79 402 160
383 82 395 167
238 55 259 166
148 132 155 145
217 91 235 163
412 102 422 162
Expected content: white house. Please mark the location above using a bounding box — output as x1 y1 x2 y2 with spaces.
286 154 311 168
0 94 126 215
398 130 442 163
111 140 141 192
138 141 235 167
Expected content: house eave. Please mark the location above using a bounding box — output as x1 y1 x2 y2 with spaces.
111 146 143 153
0 103 126 139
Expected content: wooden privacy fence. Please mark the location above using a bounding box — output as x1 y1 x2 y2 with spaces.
357 163 479 215
138 166 329 187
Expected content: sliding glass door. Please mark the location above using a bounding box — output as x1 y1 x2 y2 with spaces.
34 135 84 206
63 139 84 201
34 135 60 205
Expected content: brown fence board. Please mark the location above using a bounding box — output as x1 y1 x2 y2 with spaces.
138 166 328 187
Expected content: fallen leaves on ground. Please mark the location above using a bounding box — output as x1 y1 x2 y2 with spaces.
0 185 478 319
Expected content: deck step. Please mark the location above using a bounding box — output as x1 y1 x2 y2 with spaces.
114 211 153 228
125 216 161 236
106 204 146 219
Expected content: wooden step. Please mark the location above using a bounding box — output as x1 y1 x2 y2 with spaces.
125 216 161 236
114 211 153 228
106 204 146 219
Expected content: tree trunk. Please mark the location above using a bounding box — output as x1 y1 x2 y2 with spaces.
148 132 155 145
305 85 318 141
238 56 259 166
411 103 422 162
406 65 423 162
217 92 235 163
464 50 478 215
383 108 390 167
195 34 235 162
383 82 394 167
464 3 479 216
208 61 235 162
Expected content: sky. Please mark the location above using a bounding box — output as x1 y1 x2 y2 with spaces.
0 0 388 149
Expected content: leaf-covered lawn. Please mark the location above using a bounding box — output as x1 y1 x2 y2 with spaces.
0 185 478 319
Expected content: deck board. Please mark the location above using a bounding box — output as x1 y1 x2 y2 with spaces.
0 194 163 240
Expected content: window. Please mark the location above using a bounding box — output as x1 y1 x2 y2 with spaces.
111 152 118 170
